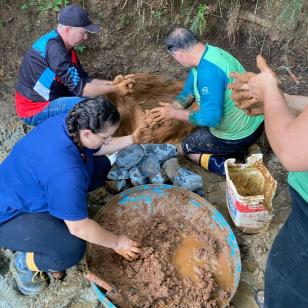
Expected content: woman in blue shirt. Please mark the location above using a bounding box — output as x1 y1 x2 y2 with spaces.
0 96 140 295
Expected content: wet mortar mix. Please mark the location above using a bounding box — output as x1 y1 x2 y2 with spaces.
87 185 240 307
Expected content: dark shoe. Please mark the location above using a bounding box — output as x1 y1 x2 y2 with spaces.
253 289 264 308
10 252 47 296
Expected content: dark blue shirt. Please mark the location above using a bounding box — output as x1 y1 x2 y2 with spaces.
16 30 90 105
0 114 94 225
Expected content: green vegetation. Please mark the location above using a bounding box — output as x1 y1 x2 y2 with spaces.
275 0 303 27
152 10 163 21
190 3 208 37
265 0 304 44
119 14 134 27
74 44 87 55
20 0 70 13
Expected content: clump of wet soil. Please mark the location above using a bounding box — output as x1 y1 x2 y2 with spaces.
109 72 194 144
88 211 230 308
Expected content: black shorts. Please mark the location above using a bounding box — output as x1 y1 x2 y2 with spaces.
181 123 264 155
264 186 308 307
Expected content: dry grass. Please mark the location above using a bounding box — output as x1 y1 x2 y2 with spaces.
224 0 306 58
226 0 241 46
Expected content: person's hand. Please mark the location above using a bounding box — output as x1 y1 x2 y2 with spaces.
132 118 152 144
229 55 279 116
229 71 264 116
242 55 278 99
147 102 177 124
113 74 135 85
113 235 141 261
113 74 135 96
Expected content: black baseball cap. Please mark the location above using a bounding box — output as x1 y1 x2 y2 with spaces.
58 4 100 33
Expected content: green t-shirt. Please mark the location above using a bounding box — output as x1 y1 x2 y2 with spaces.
191 45 264 140
288 171 308 203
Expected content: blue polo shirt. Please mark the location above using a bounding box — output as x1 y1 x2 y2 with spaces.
0 114 94 225
176 45 263 140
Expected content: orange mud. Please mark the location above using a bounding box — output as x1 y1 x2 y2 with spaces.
108 73 194 144
87 187 236 307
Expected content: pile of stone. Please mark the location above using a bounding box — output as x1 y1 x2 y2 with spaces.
106 144 204 195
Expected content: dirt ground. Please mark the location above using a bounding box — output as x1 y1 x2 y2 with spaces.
0 0 307 307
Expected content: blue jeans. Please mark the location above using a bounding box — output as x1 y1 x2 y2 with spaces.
22 96 85 126
264 186 308 308
0 156 111 272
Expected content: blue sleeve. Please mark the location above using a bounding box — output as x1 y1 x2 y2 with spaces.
46 168 88 221
47 41 88 96
188 61 227 127
176 70 195 108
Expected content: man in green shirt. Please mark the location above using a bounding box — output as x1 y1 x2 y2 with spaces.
230 55 308 307
150 27 264 175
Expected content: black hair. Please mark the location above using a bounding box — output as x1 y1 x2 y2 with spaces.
66 96 120 149
163 27 199 53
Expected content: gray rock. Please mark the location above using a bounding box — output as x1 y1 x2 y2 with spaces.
142 144 177 163
116 144 145 169
173 168 203 191
162 158 181 181
129 166 148 186
142 144 159 155
107 165 129 180
138 154 161 177
149 172 166 184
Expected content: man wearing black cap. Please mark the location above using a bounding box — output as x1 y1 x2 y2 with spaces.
15 4 134 126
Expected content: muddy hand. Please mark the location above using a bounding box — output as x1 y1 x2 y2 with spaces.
144 109 158 126
113 74 135 96
229 77 264 116
132 115 152 144
229 54 277 112
114 78 135 96
148 102 176 124
242 55 279 104
229 71 265 115
114 235 141 261
113 74 135 85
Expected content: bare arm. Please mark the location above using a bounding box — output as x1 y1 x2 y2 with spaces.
65 217 118 248
94 135 134 156
83 74 135 98
229 73 308 116
65 218 141 260
94 113 154 154
284 93 308 116
264 89 308 171
82 79 117 97
242 56 308 171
